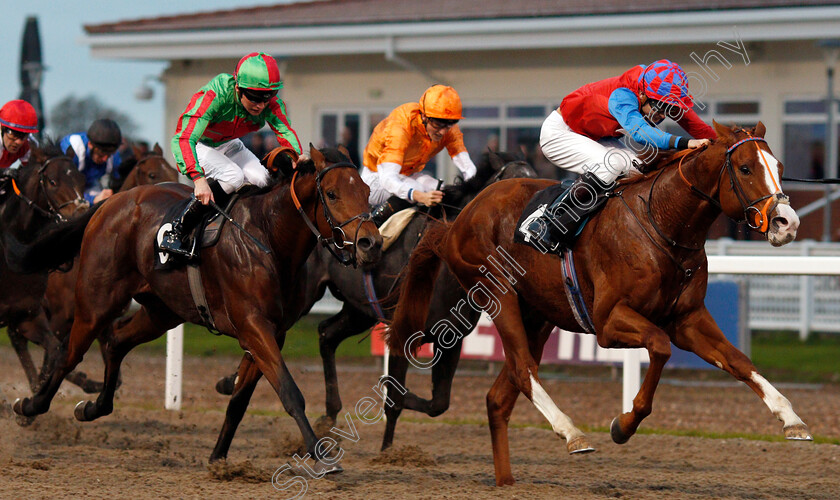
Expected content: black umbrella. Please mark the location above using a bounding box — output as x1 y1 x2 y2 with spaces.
19 16 45 139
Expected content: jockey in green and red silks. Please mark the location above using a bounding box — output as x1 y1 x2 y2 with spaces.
163 52 303 258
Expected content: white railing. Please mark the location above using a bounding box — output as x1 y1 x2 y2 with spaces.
706 239 840 339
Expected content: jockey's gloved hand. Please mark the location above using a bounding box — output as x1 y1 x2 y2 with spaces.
0 168 17 181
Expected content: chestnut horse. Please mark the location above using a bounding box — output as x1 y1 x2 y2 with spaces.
387 122 810 486
12 145 381 473
0 140 88 394
41 143 178 392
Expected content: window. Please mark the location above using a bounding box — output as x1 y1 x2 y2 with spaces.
659 98 760 137
782 99 840 181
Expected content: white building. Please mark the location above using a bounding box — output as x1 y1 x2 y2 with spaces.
83 0 840 239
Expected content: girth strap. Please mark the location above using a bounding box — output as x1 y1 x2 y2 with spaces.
560 248 596 334
187 264 220 335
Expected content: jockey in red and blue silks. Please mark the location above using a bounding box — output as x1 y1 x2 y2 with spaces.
521 59 716 253
60 118 123 204
160 52 303 258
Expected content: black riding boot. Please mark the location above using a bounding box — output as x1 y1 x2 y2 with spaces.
370 195 413 227
525 172 610 252
159 196 210 257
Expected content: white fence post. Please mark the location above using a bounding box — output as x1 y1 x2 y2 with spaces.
622 349 640 413
165 324 184 410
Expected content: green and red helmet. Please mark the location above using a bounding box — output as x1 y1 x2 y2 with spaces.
234 52 283 91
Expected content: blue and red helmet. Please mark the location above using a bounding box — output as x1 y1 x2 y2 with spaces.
638 60 694 111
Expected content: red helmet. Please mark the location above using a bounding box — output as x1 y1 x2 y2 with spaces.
419 85 463 120
0 100 38 134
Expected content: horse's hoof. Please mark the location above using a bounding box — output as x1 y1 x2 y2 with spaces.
74 400 93 422
15 413 35 427
82 381 104 394
312 460 343 476
215 376 235 396
13 398 27 417
610 417 632 445
567 435 595 454
784 424 813 441
495 475 516 487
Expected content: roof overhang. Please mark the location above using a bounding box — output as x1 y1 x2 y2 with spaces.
81 6 840 61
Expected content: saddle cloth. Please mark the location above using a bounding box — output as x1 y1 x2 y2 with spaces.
379 207 418 252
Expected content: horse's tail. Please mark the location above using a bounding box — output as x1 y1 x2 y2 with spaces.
385 220 450 356
4 202 104 274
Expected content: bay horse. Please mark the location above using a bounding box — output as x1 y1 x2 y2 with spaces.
12 145 381 474
212 152 537 457
40 142 179 392
0 139 88 393
387 122 810 486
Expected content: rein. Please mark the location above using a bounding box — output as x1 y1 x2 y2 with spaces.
290 161 371 267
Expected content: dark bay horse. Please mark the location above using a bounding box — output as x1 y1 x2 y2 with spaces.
41 143 179 392
214 152 537 454
387 122 809 486
12 145 381 473
0 140 88 393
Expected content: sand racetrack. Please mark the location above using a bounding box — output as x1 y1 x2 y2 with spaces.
0 346 837 499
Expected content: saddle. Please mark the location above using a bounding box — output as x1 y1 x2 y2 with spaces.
154 186 248 270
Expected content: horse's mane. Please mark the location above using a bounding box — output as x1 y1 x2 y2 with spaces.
617 142 713 187
238 147 349 200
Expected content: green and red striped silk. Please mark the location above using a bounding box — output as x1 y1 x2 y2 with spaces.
171 73 301 180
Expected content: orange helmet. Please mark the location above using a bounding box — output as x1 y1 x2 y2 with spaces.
419 85 463 120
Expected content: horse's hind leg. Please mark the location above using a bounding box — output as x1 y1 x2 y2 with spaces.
318 305 376 425
672 308 811 440
381 337 463 450
210 354 263 462
6 326 40 392
74 302 181 422
14 303 119 417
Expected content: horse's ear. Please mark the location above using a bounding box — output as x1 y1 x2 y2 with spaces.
309 143 326 171
29 140 46 163
337 144 352 164
753 121 766 138
130 143 144 160
712 120 733 141
64 146 76 161
152 143 163 155
488 150 505 171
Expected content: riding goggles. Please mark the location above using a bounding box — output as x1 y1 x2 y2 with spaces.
240 87 279 104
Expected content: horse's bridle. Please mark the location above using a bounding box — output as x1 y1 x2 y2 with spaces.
11 156 88 222
678 133 789 233
290 161 372 266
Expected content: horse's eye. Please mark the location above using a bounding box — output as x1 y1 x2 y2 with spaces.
739 165 751 175
49 179 57 186
326 191 337 201
149 173 156 179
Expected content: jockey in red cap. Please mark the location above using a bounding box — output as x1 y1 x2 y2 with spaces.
0 100 38 169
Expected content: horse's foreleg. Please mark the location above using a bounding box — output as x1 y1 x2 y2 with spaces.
381 352 409 451
241 321 342 476
75 305 180 422
210 354 263 462
597 303 672 444
672 308 811 440
486 365 521 486
318 305 376 425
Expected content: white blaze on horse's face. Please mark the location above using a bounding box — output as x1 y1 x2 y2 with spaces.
757 149 799 247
